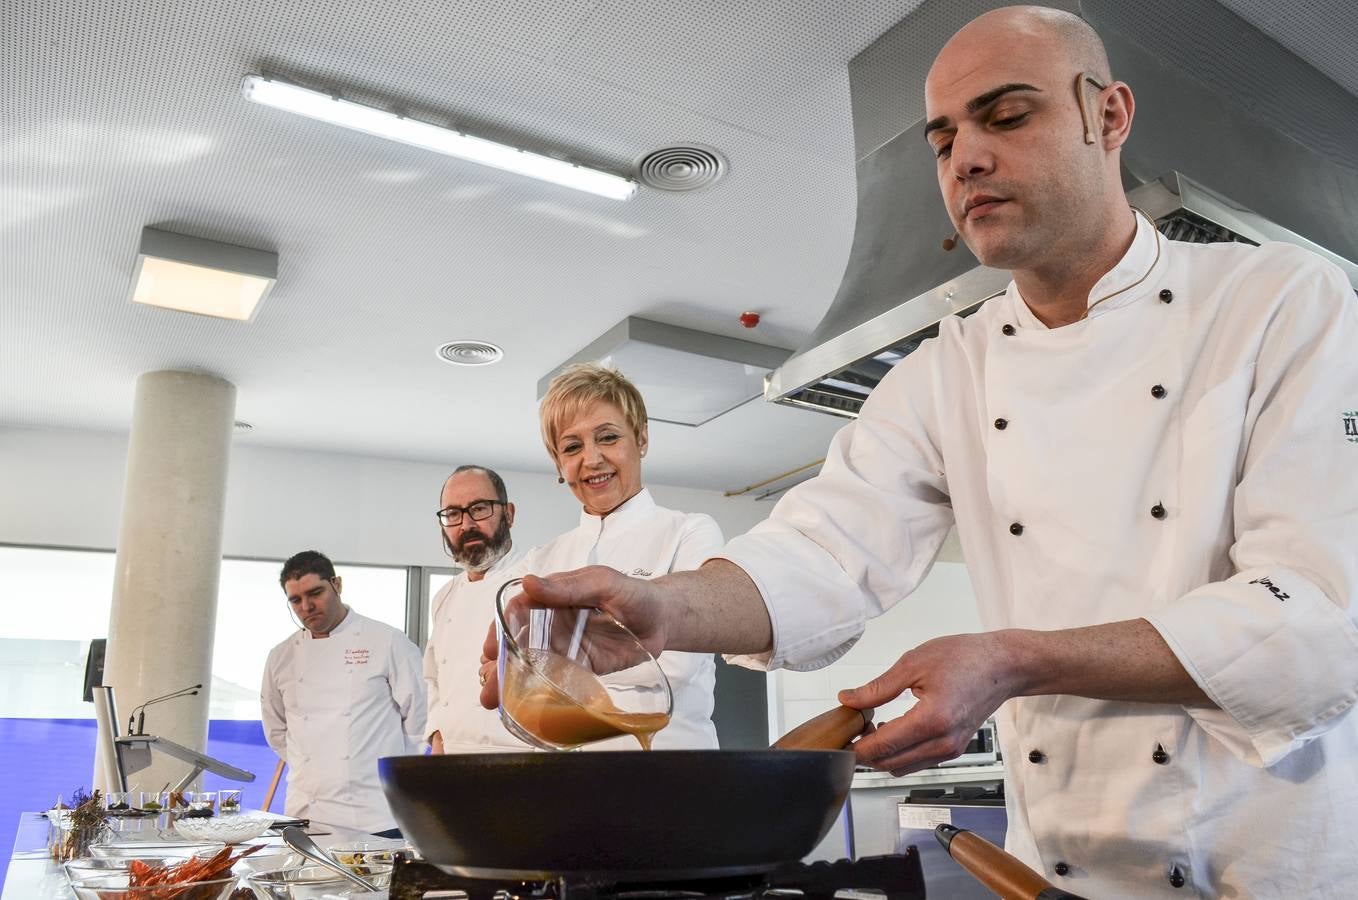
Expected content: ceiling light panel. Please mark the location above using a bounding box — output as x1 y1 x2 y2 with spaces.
240 75 637 201
130 228 277 322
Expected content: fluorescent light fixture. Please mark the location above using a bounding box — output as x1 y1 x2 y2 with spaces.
538 317 791 427
240 75 638 201
130 227 277 322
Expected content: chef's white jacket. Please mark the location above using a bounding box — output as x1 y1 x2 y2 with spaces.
423 547 533 753
261 609 427 833
723 213 1358 897
523 489 723 750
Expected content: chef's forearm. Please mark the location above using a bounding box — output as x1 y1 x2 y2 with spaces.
1001 618 1214 706
656 559 773 655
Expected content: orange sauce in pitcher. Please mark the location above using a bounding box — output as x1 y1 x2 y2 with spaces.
503 649 670 750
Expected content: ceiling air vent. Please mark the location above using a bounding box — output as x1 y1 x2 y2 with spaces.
637 146 725 192
436 340 504 367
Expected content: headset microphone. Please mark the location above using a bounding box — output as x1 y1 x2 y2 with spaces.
942 230 959 251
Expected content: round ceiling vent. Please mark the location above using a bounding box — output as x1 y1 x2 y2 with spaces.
637 145 726 191
436 340 504 367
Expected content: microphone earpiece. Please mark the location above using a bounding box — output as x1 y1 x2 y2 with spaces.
557 475 565 485
942 230 959 251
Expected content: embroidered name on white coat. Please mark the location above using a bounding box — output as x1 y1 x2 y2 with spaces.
344 648 371 665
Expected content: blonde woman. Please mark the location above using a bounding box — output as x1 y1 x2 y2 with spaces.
522 363 721 749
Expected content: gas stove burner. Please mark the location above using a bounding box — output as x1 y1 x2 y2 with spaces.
388 851 926 900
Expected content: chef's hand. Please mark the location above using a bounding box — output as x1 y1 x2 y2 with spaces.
478 567 670 709
839 632 1016 775
430 731 444 755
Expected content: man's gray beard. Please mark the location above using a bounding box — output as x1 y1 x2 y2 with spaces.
462 540 509 573
452 516 512 572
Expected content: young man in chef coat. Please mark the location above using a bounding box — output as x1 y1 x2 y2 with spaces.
483 6 1358 896
261 550 426 835
423 465 528 753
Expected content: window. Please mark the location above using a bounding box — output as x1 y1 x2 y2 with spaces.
0 546 117 719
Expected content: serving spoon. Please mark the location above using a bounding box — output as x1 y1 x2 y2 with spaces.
281 825 381 892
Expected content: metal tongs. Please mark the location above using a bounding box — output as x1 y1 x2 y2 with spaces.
281 825 381 892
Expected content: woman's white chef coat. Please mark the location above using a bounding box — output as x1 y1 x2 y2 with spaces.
423 547 533 753
723 214 1358 897
523 488 723 750
261 609 427 833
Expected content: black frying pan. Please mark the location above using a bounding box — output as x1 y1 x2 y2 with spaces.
379 706 870 879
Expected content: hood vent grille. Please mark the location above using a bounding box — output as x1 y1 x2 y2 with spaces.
1156 209 1255 246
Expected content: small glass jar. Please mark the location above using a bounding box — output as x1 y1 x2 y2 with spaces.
218 789 242 815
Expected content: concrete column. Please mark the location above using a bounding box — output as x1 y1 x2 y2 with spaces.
97 370 235 793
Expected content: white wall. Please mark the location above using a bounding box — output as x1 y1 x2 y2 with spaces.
0 424 774 566
770 561 982 735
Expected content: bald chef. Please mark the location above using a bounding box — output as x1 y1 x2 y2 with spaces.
262 550 426 835
482 6 1358 896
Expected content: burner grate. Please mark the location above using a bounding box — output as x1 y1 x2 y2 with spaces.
388 851 926 900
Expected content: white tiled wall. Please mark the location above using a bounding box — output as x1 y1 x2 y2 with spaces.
770 560 981 735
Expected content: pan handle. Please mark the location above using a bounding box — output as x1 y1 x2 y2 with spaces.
772 705 874 750
935 824 1089 900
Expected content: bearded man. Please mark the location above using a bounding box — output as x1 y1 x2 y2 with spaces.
423 465 527 753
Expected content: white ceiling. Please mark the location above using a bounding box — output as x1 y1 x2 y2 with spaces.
3 0 1354 491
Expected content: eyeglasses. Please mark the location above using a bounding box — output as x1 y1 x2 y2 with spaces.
436 499 504 527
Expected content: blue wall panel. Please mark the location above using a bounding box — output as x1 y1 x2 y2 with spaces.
0 719 280 893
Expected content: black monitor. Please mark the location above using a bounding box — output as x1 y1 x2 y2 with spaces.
82 638 107 703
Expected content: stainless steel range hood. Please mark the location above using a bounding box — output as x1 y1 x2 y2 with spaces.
768 0 1358 418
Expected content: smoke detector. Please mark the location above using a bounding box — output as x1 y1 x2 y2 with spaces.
637 146 726 192
436 340 504 367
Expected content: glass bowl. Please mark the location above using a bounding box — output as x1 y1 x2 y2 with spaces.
89 839 225 859
230 841 304 875
495 577 673 750
245 862 393 898
69 872 239 899
329 838 413 871
174 814 273 844
63 855 189 884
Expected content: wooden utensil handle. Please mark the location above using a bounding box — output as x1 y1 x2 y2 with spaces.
936 825 1089 900
772 705 873 750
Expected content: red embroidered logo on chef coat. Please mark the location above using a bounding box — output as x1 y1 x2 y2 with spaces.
344 648 371 665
